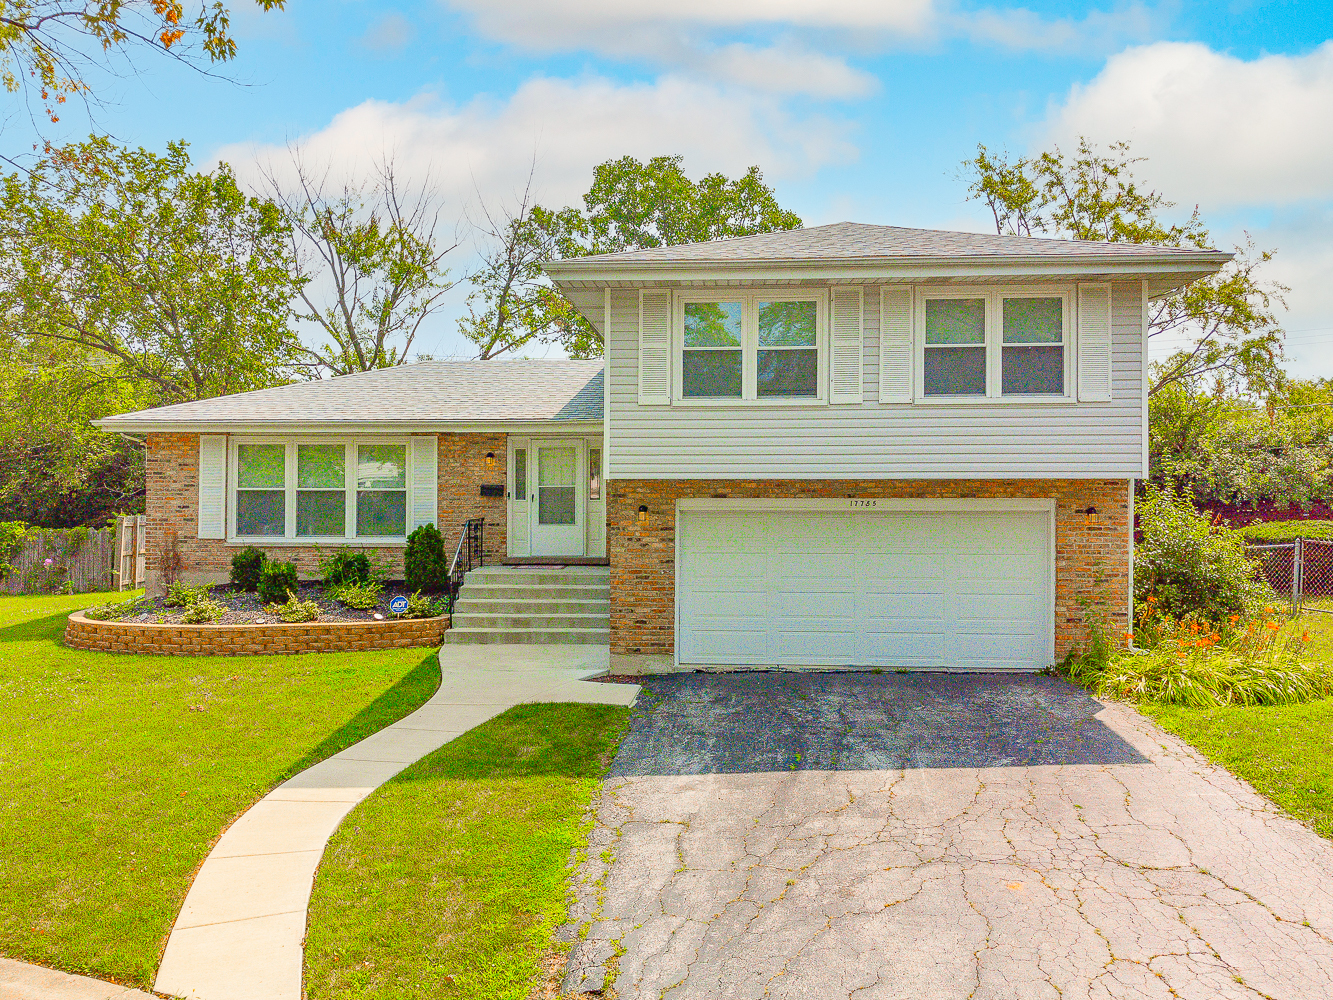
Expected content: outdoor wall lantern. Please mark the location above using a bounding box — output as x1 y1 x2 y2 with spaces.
638 505 649 525
485 452 496 469
1082 506 1099 526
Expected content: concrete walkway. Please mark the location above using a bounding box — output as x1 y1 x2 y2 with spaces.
153 644 638 1000
565 677 1333 999
0 959 156 1000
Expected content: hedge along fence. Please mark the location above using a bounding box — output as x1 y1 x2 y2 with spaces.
0 523 119 595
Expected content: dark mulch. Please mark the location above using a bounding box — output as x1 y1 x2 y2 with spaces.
120 583 446 626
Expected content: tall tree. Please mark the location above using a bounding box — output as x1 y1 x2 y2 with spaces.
0 136 306 402
460 155 802 360
962 139 1287 397
1 1 284 123
264 155 458 375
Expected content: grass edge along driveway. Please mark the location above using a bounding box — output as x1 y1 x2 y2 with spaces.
304 702 632 1000
0 591 440 989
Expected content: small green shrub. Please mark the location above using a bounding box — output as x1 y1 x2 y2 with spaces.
1135 487 1272 621
331 579 383 610
181 598 228 624
1235 519 1333 543
83 595 147 621
392 590 446 619
266 590 321 623
258 561 300 604
404 523 447 592
230 547 267 592
320 548 373 589
163 580 210 608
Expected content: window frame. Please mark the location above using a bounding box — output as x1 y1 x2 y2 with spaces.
227 436 416 545
672 289 827 405
914 285 1074 404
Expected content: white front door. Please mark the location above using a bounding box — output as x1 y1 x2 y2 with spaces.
530 439 585 557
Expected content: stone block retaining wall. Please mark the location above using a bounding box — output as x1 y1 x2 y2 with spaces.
65 612 447 656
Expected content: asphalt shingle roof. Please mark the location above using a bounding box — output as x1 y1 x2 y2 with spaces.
97 360 604 429
545 221 1226 268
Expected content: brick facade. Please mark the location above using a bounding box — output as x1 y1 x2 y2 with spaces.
144 432 507 593
608 479 1131 670
64 611 446 656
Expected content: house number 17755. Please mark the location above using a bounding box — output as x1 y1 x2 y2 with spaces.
848 499 879 508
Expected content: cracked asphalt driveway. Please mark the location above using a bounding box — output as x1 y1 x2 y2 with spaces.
563 673 1333 999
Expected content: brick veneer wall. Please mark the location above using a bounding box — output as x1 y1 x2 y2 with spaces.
144 431 508 593
608 479 1131 670
64 611 446 656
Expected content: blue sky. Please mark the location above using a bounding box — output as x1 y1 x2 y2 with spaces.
11 0 1333 373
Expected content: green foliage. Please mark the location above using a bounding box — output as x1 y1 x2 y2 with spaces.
461 155 802 359
257 561 300 605
320 548 372 589
268 160 455 374
403 523 447 593
331 580 383 610
0 521 27 580
0 137 306 404
180 598 228 624
393 590 445 619
163 580 210 608
83 595 148 621
229 547 267 592
1135 487 1272 620
1063 605 1328 708
1236 520 1333 542
961 138 1287 397
266 591 321 623
1149 381 1333 508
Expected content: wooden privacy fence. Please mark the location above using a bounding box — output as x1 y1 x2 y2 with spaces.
0 516 145 595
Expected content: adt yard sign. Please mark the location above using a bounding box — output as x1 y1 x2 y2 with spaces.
389 595 409 615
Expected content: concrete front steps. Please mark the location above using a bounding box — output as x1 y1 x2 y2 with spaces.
444 565 610 644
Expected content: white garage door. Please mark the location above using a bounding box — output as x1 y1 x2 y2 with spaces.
677 506 1052 671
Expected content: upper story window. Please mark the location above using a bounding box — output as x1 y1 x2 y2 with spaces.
920 288 1070 400
677 291 824 402
232 439 409 540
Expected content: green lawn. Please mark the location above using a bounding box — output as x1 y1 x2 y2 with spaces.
1140 606 1333 841
304 702 631 1000
0 591 440 988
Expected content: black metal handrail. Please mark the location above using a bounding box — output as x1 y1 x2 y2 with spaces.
447 518 485 604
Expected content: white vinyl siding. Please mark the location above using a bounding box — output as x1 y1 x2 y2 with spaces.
606 281 1145 479
197 435 227 539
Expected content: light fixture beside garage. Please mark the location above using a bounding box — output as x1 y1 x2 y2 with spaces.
485 451 496 469
638 505 649 525
1082 506 1098 526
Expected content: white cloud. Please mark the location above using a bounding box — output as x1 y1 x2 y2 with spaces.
1043 41 1333 209
217 73 853 222
957 3 1156 53
696 43 878 98
362 13 414 54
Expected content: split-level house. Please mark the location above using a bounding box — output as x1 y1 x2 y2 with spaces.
97 223 1229 674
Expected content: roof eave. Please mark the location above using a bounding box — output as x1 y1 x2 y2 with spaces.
93 417 604 434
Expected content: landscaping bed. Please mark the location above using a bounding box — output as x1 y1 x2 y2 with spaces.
88 581 445 626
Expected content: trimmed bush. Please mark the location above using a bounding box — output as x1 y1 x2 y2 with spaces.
320 548 372 589
230 547 266 592
331 580 383 610
1235 519 1333 543
1135 487 1271 622
404 523 447 592
257 561 300 605
266 590 321 623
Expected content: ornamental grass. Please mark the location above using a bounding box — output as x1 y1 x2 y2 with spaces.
1064 598 1332 708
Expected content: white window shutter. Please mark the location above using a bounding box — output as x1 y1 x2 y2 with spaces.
410 436 438 532
638 290 671 405
197 435 227 539
1077 284 1113 402
879 286 914 403
829 287 863 404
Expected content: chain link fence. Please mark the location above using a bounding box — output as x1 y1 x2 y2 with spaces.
1246 537 1333 615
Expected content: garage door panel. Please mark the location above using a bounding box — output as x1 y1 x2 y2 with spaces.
678 508 1052 671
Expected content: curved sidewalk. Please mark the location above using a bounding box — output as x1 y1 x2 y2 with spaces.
154 644 639 1000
